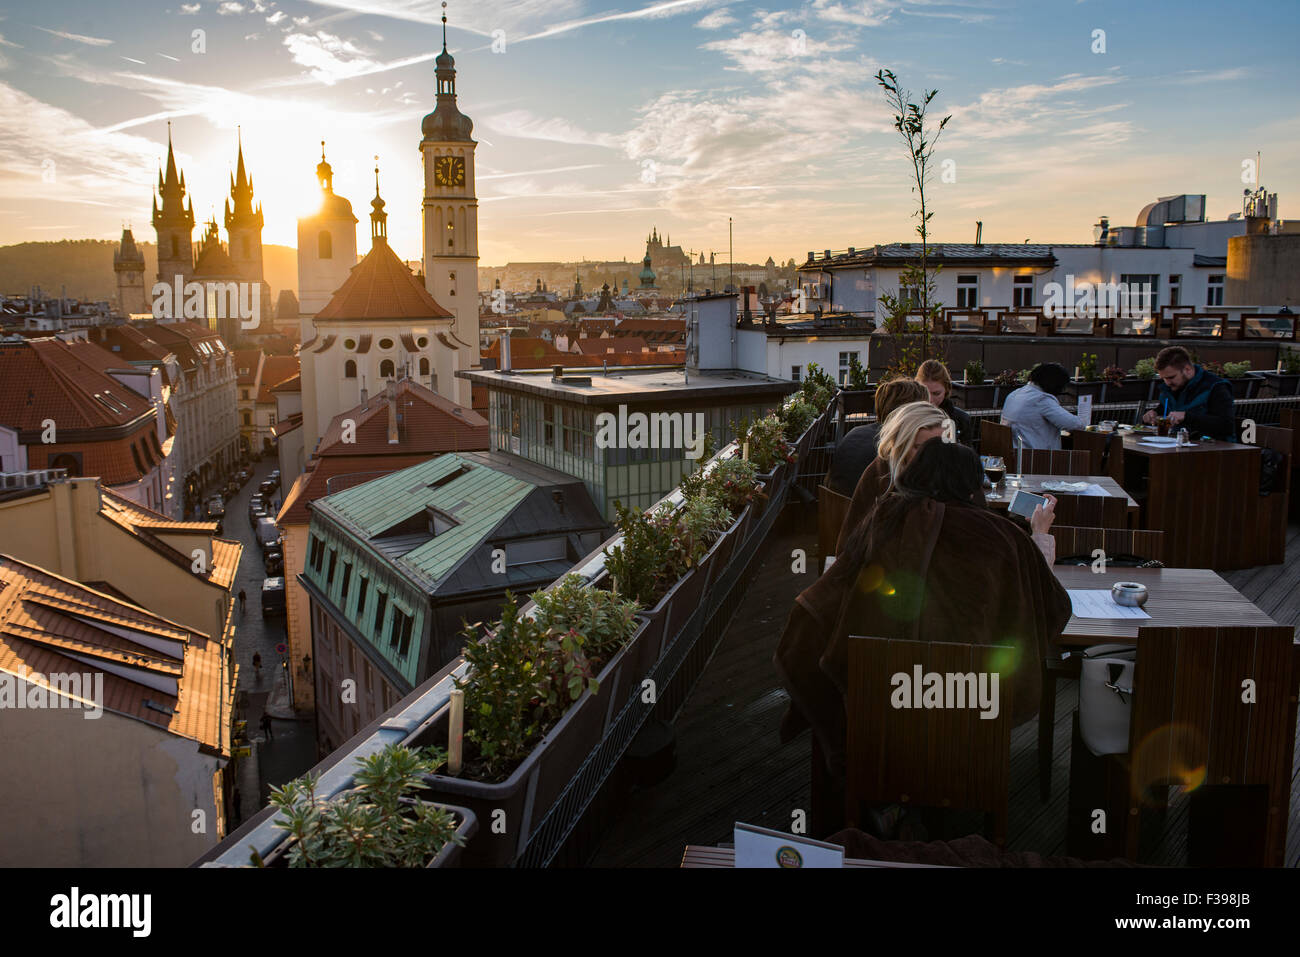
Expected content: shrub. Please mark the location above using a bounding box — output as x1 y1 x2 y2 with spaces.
1016 367 1033 384
1282 350 1300 374
779 395 817 442
963 359 985 384
992 368 1018 387
737 413 794 473
604 502 684 609
530 573 640 662
686 455 763 517
1102 365 1126 386
1131 357 1157 380
1202 360 1226 378
1222 360 1251 379
800 362 837 409
263 744 462 867
846 354 870 390
675 493 733 563
1079 353 1099 381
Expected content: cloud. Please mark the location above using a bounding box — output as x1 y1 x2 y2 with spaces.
267 10 286 24
180 3 201 13
1165 67 1247 85
34 26 113 46
483 110 624 149
696 8 736 29
218 2 246 14
282 30 383 84
701 28 856 73
0 33 23 49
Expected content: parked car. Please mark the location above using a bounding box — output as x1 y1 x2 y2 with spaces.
256 517 281 552
237 469 252 485
206 496 225 518
261 577 286 617
264 551 284 577
258 480 277 496
269 469 281 483
249 505 267 526
224 480 239 498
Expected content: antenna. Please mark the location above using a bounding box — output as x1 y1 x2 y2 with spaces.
441 1 448 49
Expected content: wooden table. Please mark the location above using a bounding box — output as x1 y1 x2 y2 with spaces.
680 845 945 868
985 474 1139 526
1052 566 1280 645
1118 433 1263 569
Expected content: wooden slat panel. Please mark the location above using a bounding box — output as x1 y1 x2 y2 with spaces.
1049 525 1165 564
1206 627 1256 787
981 420 1013 460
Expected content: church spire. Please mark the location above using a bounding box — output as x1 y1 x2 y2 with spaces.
370 156 388 245
316 139 333 192
226 127 262 231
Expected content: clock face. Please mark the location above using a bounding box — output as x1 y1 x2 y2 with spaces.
434 155 465 187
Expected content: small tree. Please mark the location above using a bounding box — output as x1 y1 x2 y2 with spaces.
875 69 951 376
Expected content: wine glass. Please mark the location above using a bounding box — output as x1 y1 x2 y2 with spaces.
982 455 1006 493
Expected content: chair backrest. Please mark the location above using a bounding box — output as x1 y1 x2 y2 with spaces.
818 483 852 562
1022 448 1090 476
1069 430 1126 483
845 636 1013 822
1128 625 1299 866
1049 525 1164 564
980 420 1013 460
1049 493 1131 529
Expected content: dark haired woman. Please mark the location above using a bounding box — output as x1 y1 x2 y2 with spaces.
998 361 1086 450
774 440 1072 834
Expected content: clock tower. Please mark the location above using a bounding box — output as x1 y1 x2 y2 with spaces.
420 6 479 408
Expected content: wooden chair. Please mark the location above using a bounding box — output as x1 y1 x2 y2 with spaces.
1020 448 1090 476
1049 493 1132 529
845 636 1014 847
818 483 852 566
1282 410 1300 520
1069 625 1299 865
1068 430 1126 484
1037 528 1165 800
1249 426 1293 565
979 420 1013 460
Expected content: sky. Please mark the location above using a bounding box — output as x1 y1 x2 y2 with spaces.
1 0 1298 266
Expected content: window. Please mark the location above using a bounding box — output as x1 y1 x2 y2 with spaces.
309 535 325 572
1168 274 1181 308
373 592 387 636
242 411 251 426
379 359 395 378
344 360 357 378
269 413 277 426
390 608 414 657
378 338 394 350
543 402 555 446
326 549 337 585
837 352 858 386
1119 274 1159 314
791 365 801 383
241 389 250 400
339 563 351 602
1013 275 1034 308
1207 274 1224 307
898 285 921 309
956 275 979 309
355 576 368 617
318 230 332 259
419 357 430 376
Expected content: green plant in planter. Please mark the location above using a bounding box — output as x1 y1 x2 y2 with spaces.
1221 360 1251 378
1102 365 1126 387
675 492 733 562
1131 357 1157 380
779 395 817 442
963 359 985 385
1281 350 1300 374
1202 359 1226 377
846 354 870 390
736 413 794 473
1078 353 1099 381
687 455 762 517
677 431 719 503
530 573 640 661
992 368 1018 387
262 743 462 867
453 594 599 781
800 362 837 410
605 502 689 608
1016 367 1032 385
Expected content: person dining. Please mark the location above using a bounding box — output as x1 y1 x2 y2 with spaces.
774 440 1072 834
1140 345 1236 440
835 400 949 553
825 377 929 496
915 359 973 447
998 362 1087 450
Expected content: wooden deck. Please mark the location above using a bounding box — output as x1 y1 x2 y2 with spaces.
587 501 1300 867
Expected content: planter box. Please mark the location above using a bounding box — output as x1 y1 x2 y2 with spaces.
260 799 478 869
1105 378 1156 403
839 388 876 417
414 631 641 868
951 382 998 411
1259 371 1300 397
1064 380 1106 402
1221 373 1263 399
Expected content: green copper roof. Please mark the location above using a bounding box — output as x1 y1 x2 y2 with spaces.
318 454 531 590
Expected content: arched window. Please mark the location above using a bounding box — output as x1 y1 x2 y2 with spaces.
50 453 81 477
344 360 357 378
419 357 430 376
380 359 394 378
318 230 332 259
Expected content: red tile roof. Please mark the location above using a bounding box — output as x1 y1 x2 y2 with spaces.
314 240 454 321
482 337 565 362
270 373 301 394
574 336 647 355
256 355 300 403
0 555 232 755
315 379 487 458
0 338 154 433
234 349 262 385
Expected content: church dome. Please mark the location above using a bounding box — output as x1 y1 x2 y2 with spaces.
422 102 474 142
320 192 356 222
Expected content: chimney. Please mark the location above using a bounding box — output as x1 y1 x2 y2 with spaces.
360 375 368 404
500 329 512 372
552 363 563 381
387 380 399 445
975 221 983 246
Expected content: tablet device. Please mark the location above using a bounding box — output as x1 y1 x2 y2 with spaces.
1008 488 1048 519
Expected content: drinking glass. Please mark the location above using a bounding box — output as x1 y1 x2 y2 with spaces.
982 456 1006 490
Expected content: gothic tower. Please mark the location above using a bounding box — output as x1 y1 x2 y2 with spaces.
114 226 147 316
224 130 265 284
420 9 479 407
152 124 195 288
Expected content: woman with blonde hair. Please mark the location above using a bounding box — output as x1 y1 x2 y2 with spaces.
834 401 949 550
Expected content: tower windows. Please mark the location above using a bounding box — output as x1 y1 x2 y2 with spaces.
380 359 395 378
318 231 332 259
344 360 357 378
419 357 430 376
447 218 455 248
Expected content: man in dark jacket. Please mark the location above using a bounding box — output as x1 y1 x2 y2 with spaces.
1142 346 1235 440
916 359 973 447
826 377 929 496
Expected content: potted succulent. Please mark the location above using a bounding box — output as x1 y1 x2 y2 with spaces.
951 358 998 410
415 584 643 867
255 743 476 868
1260 348 1300 397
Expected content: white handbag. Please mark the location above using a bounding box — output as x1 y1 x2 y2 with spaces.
1078 644 1135 757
